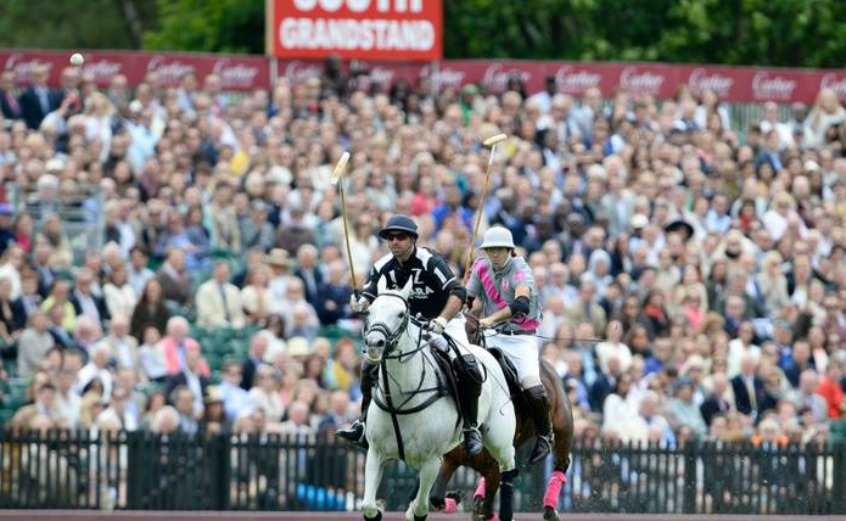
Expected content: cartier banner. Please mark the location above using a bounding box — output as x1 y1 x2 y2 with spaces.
267 0 443 61
273 60 846 105
0 50 270 92
2 49 846 104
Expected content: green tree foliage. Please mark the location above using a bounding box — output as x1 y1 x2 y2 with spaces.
0 0 157 49
443 0 846 67
143 0 265 55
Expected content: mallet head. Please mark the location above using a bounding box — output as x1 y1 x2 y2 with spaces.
483 134 507 147
330 151 351 184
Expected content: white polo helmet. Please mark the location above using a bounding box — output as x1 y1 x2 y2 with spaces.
479 226 515 250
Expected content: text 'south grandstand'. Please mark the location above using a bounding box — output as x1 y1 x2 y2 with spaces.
269 0 442 61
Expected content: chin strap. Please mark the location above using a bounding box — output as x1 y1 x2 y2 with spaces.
492 256 513 274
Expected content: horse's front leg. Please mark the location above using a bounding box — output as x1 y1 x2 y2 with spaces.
406 457 441 521
361 448 386 521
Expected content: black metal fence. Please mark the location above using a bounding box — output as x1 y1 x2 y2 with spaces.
1 429 844 514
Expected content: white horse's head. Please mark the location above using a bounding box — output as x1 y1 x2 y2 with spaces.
364 276 413 362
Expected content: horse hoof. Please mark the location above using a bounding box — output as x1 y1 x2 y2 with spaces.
473 495 484 515
364 500 387 521
405 508 427 521
430 495 459 513
542 506 560 521
430 496 445 511
445 489 463 505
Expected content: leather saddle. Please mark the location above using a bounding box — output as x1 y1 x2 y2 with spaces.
487 347 524 403
430 345 461 420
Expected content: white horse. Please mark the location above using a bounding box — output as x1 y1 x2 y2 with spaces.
360 277 517 521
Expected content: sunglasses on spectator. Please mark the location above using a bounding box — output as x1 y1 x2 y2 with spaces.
385 233 409 242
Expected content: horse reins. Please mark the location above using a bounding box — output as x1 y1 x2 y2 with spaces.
367 294 451 462
464 313 605 344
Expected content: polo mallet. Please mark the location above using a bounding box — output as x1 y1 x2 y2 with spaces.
331 151 357 292
463 133 508 284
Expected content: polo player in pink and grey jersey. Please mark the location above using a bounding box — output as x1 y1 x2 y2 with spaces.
467 226 553 464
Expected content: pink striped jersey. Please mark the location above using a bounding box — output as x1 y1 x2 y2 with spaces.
466 256 541 332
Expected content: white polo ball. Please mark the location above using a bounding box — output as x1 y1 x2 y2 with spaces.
70 53 85 66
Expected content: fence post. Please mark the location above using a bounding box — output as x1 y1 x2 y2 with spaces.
124 431 143 510
207 433 229 510
682 442 697 514
834 441 846 515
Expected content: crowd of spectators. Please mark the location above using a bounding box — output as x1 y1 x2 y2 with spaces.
0 56 845 457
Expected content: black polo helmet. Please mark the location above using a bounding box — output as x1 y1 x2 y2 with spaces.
378 214 419 240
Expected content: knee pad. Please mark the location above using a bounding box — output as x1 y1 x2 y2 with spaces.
524 384 548 400
458 354 478 369
453 355 484 391
521 375 543 390
454 354 482 377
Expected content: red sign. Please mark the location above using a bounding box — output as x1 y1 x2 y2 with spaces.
552 63 604 96
269 0 442 61
682 66 739 100
818 72 846 101
5 49 846 105
0 50 270 92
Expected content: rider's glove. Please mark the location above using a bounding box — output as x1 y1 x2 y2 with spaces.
429 316 448 335
478 317 495 330
350 294 370 313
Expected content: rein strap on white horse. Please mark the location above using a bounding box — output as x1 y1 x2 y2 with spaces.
376 325 451 462
378 355 406 461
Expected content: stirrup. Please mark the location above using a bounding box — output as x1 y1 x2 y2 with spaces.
463 427 483 456
528 434 553 465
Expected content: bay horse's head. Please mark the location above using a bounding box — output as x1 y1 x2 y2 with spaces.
364 276 412 362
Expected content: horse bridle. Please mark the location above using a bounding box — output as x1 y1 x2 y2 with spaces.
365 292 451 462
365 292 412 360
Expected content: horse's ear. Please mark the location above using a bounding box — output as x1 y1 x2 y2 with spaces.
400 276 413 299
377 275 388 295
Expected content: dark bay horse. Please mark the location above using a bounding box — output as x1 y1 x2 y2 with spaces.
430 357 574 521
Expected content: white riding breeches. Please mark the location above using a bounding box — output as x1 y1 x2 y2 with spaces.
482 331 541 389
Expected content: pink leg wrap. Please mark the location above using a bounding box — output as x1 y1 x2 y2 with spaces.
474 477 487 499
443 497 457 513
543 470 567 509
